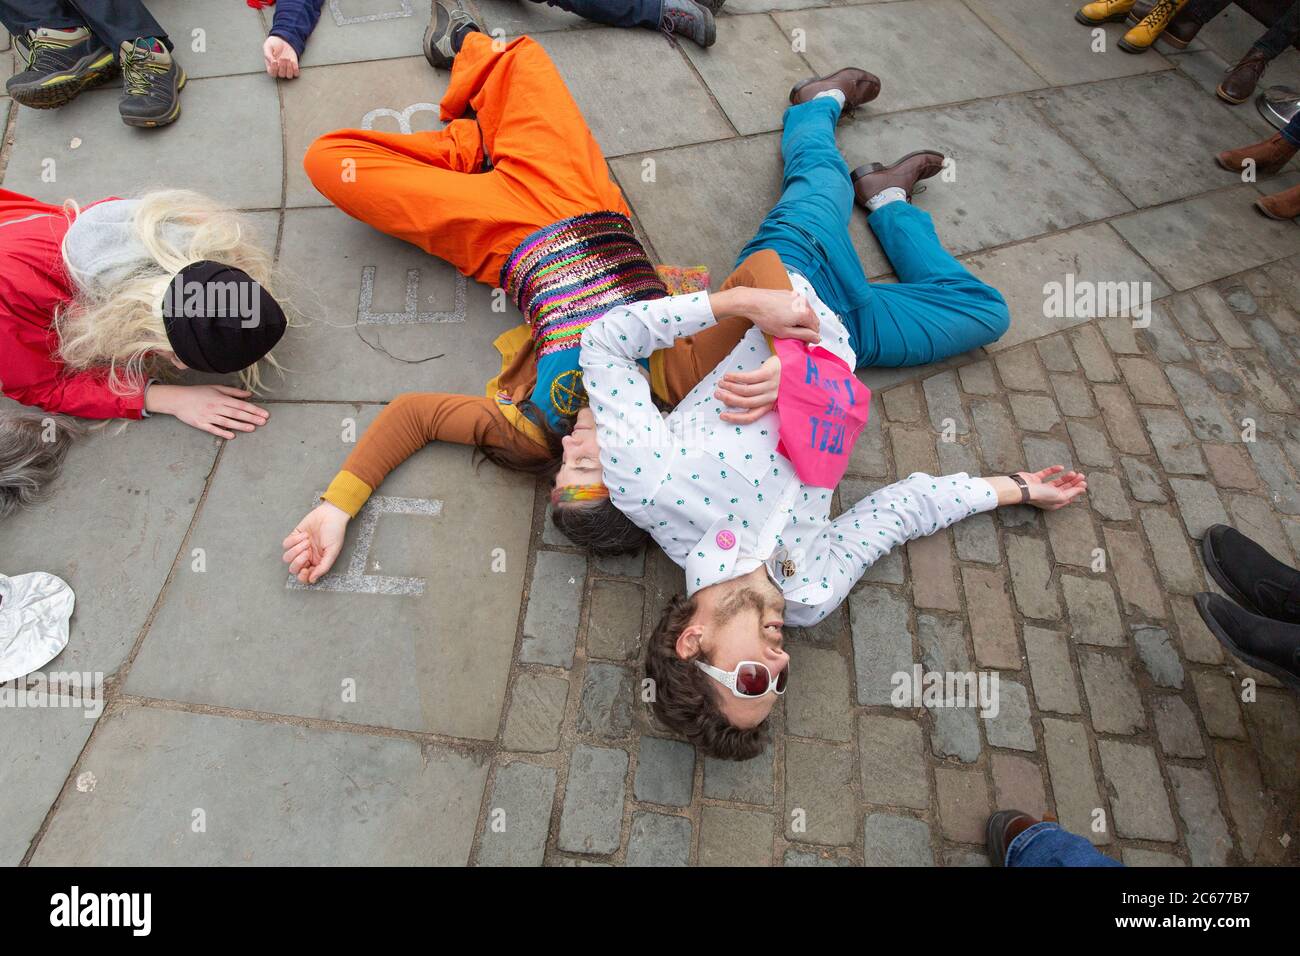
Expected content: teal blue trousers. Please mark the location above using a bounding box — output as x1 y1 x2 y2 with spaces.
737 96 1010 368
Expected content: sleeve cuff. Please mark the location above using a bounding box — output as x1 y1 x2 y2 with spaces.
321 470 372 518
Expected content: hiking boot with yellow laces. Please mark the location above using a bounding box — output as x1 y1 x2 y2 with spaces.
118 37 186 128
1118 0 1188 53
6 26 115 109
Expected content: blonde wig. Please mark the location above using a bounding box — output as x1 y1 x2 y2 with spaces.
54 189 284 396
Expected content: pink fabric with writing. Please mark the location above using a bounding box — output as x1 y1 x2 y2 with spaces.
772 338 871 489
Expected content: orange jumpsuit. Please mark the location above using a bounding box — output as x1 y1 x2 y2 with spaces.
304 31 757 514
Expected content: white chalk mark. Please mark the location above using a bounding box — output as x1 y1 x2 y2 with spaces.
357 265 467 325
360 102 440 136
286 495 442 596
329 0 414 26
355 102 469 325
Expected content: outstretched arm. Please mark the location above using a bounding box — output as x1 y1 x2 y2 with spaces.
790 466 1087 625
282 391 547 583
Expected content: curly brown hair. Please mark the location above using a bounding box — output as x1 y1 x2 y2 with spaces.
643 593 769 761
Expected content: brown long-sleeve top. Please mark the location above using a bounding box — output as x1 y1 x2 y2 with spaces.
321 249 791 517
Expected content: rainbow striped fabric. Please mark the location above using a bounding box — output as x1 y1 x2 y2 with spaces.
500 211 668 359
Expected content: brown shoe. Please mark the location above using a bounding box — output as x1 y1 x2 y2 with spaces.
1215 132 1297 176
986 810 1041 867
1256 183 1300 220
1217 48 1270 104
789 67 881 111
1160 6 1202 48
1126 0 1155 23
851 150 946 207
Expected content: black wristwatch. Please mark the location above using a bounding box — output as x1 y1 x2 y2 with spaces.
1008 473 1031 504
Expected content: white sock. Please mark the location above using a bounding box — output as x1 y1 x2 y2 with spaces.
866 186 907 212
814 88 846 109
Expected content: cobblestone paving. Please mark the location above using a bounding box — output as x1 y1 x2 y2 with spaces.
1 0 1298 866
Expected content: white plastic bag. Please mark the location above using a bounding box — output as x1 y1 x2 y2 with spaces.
0 572 75 683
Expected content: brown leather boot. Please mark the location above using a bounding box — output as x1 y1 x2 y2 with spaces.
1218 48 1271 104
851 150 946 208
986 810 1041 867
1160 5 1202 48
789 67 881 111
1256 183 1300 221
1215 133 1297 176
1126 0 1155 23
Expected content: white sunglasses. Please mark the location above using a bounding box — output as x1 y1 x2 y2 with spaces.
695 660 789 699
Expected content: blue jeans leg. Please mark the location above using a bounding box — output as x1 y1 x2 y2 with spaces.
531 0 663 28
849 200 1011 367
1006 822 1125 867
736 97 874 334
1283 113 1300 149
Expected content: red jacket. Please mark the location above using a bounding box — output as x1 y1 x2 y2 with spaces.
0 189 144 420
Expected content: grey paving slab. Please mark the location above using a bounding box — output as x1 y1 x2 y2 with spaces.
576 661 634 740
0 706 96 867
286 0 438 67
281 55 452 208
1034 71 1261 207
968 0 1173 86
31 706 488 865
784 739 855 845
1110 185 1300 291
521 550 589 668
837 96 1133 260
984 679 1035 752
3 75 281 209
703 742 773 805
476 0 595 37
476 759 558 866
625 811 691 867
502 671 569 752
0 406 216 676
774 0 1043 114
699 805 774 866
862 812 934 866
917 613 981 762
681 13 812 136
965 224 1170 352
273 207 516 401
124 403 533 740
613 132 890 289
1097 739 1177 843
634 735 695 807
535 28 733 157
150 0 270 78
785 644 853 741
858 714 928 810
1167 764 1231 866
557 743 628 855
849 584 914 705
1042 717 1108 845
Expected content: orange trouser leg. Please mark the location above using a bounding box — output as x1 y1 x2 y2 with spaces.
303 118 537 285
441 32 630 225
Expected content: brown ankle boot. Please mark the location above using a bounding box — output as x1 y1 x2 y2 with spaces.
789 67 881 111
1216 133 1297 175
1218 48 1271 104
851 150 945 208
1161 5 1202 48
1126 0 1155 23
1256 183 1300 221
986 810 1042 866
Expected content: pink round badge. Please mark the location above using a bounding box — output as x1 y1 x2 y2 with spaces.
715 530 736 551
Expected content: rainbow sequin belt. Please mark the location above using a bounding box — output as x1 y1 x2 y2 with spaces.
500 211 668 359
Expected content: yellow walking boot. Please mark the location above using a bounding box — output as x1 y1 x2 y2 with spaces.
1075 0 1136 26
1118 0 1188 53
